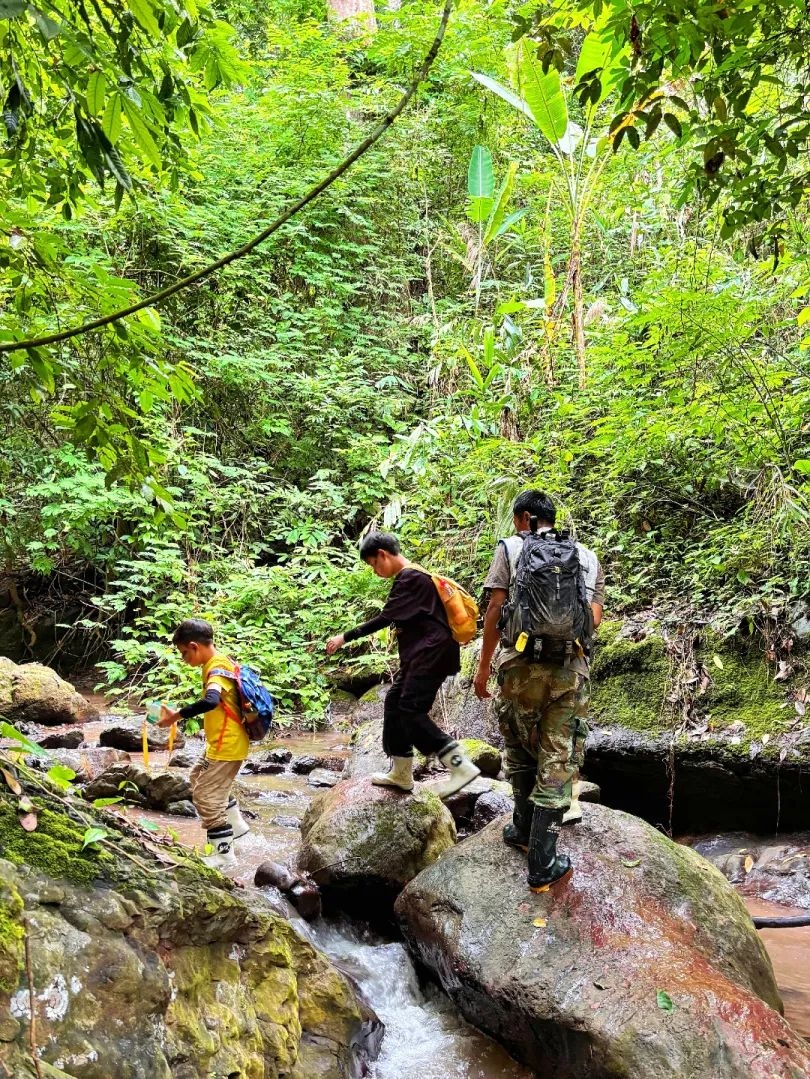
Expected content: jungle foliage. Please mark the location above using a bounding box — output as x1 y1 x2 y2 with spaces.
0 0 807 721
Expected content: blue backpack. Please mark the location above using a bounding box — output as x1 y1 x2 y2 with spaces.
208 664 275 741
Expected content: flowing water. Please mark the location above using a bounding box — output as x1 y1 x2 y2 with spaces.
108 728 810 1070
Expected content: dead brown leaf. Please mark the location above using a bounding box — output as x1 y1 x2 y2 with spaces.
0 767 22 796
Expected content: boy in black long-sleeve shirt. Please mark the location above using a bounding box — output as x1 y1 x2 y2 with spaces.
327 532 479 797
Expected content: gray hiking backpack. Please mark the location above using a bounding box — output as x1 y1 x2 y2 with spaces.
498 526 593 656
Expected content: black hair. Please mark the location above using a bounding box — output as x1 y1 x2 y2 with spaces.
172 618 214 646
512 489 557 526
359 531 401 560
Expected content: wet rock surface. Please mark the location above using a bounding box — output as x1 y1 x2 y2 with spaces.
84 762 192 810
254 861 323 921
343 686 390 779
298 777 456 917
308 768 342 788
396 802 810 1079
30 746 130 784
35 726 85 749
0 658 99 727
168 746 202 768
691 832 810 910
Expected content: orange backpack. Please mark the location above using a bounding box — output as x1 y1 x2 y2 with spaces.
409 563 480 645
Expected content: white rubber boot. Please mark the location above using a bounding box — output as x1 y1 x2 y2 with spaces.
202 826 238 875
430 743 480 799
227 798 251 840
371 756 415 792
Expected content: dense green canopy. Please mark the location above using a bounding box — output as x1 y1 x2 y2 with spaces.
0 0 807 717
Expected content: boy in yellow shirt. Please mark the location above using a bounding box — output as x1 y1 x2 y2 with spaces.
161 618 250 873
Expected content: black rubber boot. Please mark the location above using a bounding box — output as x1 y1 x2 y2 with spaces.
527 807 572 891
503 771 535 850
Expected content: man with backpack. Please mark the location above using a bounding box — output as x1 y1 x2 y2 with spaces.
473 491 604 891
326 531 480 798
160 618 271 874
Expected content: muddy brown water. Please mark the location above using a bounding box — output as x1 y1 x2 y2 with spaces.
91 728 810 1069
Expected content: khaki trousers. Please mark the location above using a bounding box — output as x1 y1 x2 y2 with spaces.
190 758 243 831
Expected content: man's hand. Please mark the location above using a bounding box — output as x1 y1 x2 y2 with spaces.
473 667 492 700
158 708 181 728
326 634 345 657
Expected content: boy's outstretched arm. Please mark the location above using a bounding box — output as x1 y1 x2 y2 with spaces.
158 686 222 727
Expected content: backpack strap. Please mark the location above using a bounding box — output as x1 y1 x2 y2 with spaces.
500 535 524 586
205 667 243 752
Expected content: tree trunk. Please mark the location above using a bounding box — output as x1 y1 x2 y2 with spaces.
570 221 586 389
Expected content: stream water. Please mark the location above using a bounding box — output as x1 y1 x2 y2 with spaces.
113 730 810 1071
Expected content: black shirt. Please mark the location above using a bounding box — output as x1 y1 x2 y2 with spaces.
344 568 460 678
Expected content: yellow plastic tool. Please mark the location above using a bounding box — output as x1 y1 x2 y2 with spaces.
515 632 529 653
167 722 177 756
141 720 150 771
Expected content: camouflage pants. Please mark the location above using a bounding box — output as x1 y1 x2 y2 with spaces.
494 662 590 811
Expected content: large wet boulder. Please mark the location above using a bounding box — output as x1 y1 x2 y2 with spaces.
396 803 810 1079
0 657 98 727
298 777 456 915
0 784 381 1079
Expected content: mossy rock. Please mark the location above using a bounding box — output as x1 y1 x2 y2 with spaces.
0 870 24 994
298 777 456 913
458 739 502 777
0 783 381 1078
591 620 790 748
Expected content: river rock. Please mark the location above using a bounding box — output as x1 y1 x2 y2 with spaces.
168 746 202 768
308 768 341 788
443 777 513 832
0 657 98 727
36 727 84 750
292 754 346 775
165 800 197 818
0 784 381 1078
587 619 810 832
396 803 810 1078
255 862 322 921
298 777 456 915
30 747 129 784
98 719 186 752
692 832 810 910
343 686 390 779
471 789 514 830
84 763 192 810
457 738 502 776
243 759 287 776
